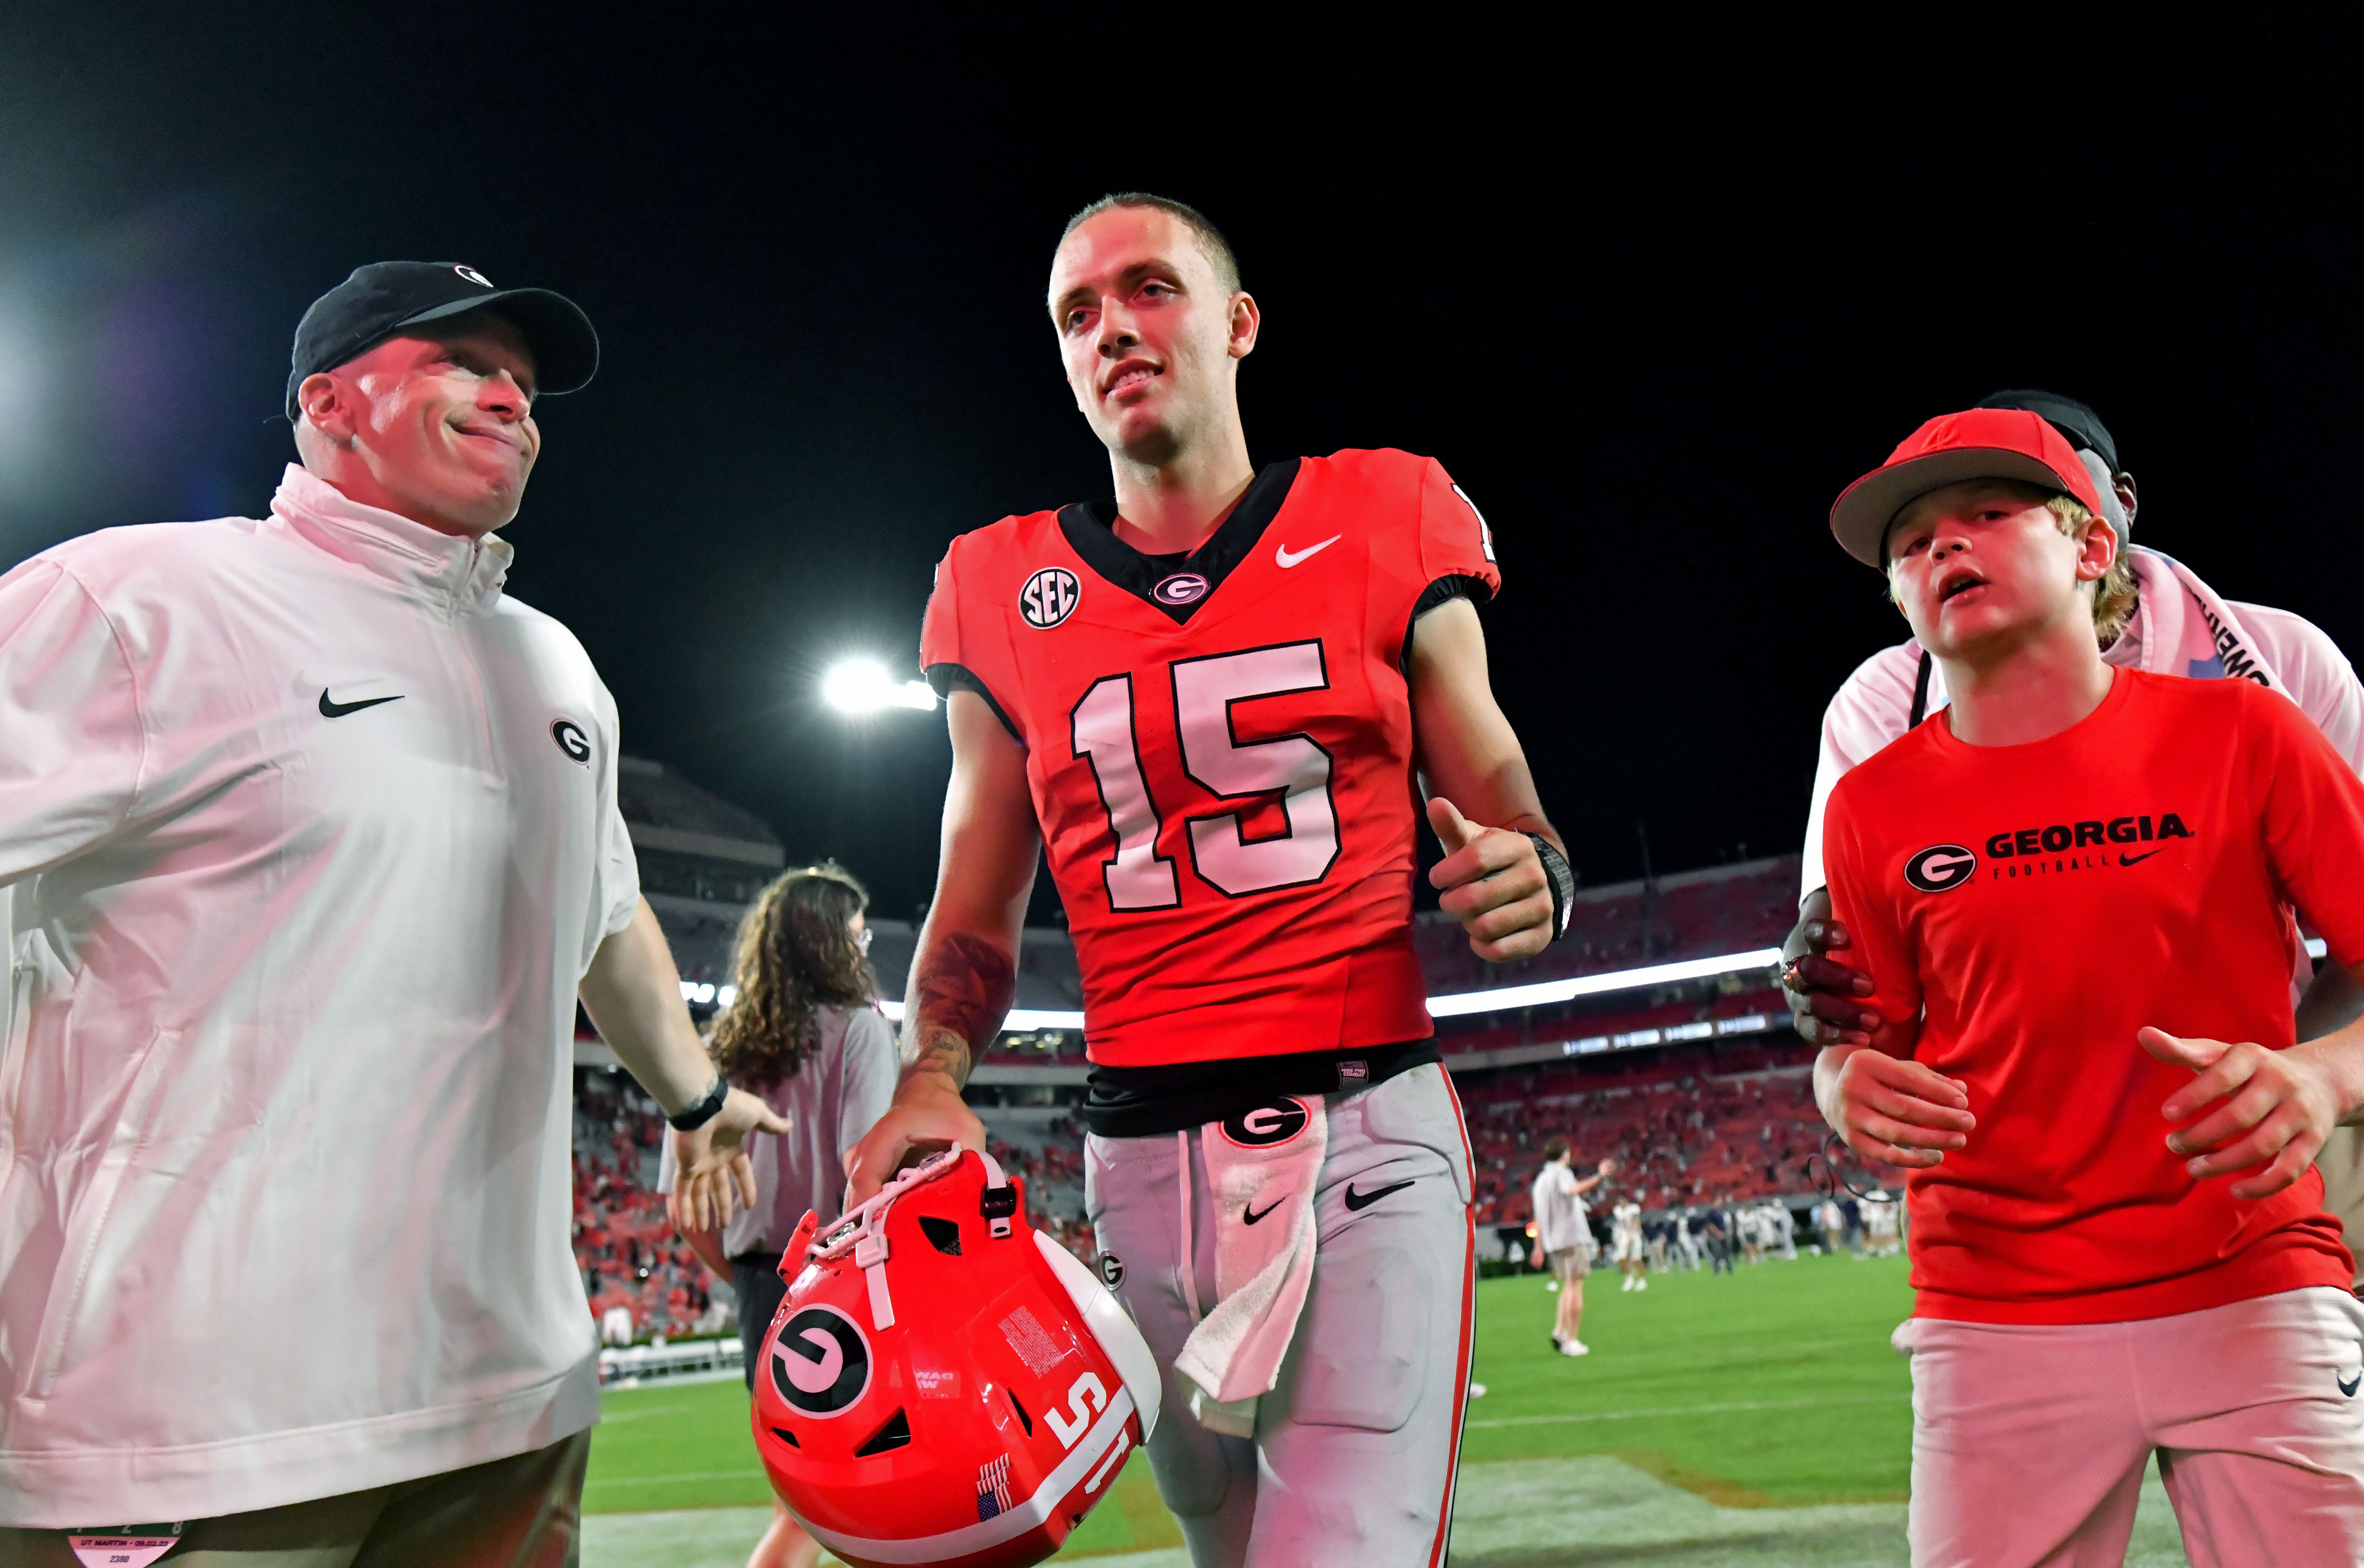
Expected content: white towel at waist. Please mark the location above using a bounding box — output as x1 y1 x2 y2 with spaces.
1172 1096 1327 1437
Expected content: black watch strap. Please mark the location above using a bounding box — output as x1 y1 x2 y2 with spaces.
667 1075 730 1132
1525 833 1575 942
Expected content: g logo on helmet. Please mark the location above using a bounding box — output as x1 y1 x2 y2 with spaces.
1220 1098 1310 1148
1904 844 1977 893
1020 567 1081 629
769 1305 872 1417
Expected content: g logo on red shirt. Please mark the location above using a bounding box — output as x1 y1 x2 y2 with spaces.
1904 844 1977 893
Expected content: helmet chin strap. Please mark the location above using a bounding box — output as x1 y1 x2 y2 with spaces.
809 1147 1021 1331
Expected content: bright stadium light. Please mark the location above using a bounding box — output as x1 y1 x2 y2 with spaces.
822 657 938 714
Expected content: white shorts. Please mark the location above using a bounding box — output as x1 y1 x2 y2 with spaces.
1611 1235 1642 1263
1085 1063 1475 1568
1894 1286 2364 1568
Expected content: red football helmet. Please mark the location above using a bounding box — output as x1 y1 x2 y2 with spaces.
751 1146 1160 1568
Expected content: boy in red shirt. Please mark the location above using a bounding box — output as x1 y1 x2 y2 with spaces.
1816 407 2364 1566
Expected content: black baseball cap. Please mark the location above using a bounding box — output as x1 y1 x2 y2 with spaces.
1975 388 2119 474
285 261 599 420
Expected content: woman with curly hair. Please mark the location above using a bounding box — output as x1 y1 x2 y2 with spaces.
666 862 895 1568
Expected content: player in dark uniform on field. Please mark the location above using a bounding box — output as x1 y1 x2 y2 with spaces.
845 195 1570 1567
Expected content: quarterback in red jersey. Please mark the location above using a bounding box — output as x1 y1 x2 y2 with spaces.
846 195 1567 1566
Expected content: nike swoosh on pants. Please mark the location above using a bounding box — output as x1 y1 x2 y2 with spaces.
1345 1179 1414 1211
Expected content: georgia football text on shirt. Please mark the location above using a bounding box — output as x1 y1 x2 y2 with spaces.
1824 669 2362 1323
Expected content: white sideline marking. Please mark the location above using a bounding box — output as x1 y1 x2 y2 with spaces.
1467 1392 1906 1429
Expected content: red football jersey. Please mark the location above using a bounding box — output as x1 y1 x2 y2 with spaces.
920 449 1501 1069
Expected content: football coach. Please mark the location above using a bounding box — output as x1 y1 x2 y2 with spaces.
0 263 782 1563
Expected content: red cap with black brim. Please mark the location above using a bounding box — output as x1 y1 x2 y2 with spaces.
1829 407 2110 569
285 261 598 420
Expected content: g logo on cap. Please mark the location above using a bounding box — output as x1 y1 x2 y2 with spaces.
1904 844 1977 893
769 1305 872 1417
454 264 494 288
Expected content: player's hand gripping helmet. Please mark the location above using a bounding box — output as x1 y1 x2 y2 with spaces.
751 1146 1160 1568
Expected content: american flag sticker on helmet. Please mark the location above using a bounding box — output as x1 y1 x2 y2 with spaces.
976 1453 1015 1520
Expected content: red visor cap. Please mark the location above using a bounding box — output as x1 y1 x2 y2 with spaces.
1829 407 2110 569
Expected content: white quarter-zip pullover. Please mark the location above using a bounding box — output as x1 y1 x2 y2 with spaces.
0 465 639 1526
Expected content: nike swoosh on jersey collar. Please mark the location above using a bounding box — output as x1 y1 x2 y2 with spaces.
1056 458 1303 625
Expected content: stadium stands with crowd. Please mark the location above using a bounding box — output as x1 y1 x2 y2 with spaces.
567 835 1906 1343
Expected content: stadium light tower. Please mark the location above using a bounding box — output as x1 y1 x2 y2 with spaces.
822 656 939 715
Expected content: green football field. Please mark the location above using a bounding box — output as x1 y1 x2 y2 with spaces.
582 1253 2198 1565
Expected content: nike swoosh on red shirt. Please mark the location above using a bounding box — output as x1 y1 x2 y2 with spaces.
2119 850 2164 866
1275 536 1341 568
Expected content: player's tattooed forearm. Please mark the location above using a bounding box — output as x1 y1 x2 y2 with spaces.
906 1025 974 1088
906 931 1015 1088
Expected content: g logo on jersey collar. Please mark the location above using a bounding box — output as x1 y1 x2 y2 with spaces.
1152 572 1209 606
1903 844 1976 893
1020 567 1082 628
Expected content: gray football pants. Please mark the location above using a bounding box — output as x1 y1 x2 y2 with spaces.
1084 1062 1477 1568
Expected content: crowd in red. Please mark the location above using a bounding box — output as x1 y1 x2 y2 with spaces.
1459 1039 1900 1228
572 1078 1102 1344
573 1071 714 1343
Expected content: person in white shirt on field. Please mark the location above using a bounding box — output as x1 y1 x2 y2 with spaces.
1813 1196 1846 1257
0 261 783 1564
1609 1200 1647 1291
1782 389 2364 1274
1529 1139 1615 1355
1771 1202 1798 1260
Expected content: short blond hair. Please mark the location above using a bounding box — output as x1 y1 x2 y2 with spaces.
1886 489 2136 646
2047 493 2137 644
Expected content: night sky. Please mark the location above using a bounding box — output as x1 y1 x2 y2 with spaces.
2 15 2351 920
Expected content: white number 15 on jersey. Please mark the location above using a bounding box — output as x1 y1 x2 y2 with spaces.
1070 640 1341 909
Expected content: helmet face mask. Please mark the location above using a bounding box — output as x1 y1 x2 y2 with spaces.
752 1147 1159 1568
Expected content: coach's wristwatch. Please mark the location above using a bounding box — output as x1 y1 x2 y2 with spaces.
667 1074 731 1132
1524 833 1575 942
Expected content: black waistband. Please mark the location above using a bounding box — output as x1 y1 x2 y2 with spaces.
1081 1038 1441 1139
